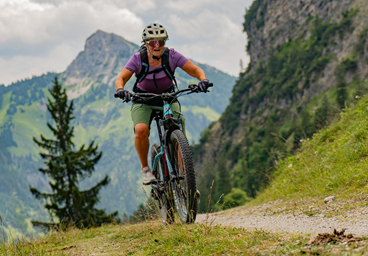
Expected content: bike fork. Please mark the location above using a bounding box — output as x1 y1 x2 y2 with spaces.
162 146 182 212
152 144 181 211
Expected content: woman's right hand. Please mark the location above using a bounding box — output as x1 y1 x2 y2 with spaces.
116 89 131 102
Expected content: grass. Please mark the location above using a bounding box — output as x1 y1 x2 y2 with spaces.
0 92 12 122
183 106 220 122
3 219 368 255
250 95 368 212
0 220 324 255
9 101 52 157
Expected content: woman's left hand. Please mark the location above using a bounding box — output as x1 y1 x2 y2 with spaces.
198 79 210 93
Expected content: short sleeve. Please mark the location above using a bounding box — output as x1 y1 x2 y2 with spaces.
169 49 189 69
124 53 141 75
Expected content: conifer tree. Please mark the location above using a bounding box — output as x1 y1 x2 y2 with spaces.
214 156 232 206
31 77 118 228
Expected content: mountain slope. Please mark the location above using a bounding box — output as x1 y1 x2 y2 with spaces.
0 30 236 236
256 92 368 203
5 78 368 256
194 0 368 211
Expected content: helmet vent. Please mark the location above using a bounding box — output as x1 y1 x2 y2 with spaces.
142 23 168 41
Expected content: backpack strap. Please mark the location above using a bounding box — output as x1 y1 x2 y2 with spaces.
133 47 177 93
161 48 178 91
133 47 149 92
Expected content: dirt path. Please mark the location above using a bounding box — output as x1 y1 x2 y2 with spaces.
196 212 368 236
196 200 368 237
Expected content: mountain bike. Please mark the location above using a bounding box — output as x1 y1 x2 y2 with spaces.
115 83 212 224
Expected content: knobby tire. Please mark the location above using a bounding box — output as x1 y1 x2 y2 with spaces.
170 130 197 223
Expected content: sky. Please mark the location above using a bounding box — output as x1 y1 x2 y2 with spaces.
0 0 254 86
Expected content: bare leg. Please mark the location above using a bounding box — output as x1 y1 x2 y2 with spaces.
134 123 150 169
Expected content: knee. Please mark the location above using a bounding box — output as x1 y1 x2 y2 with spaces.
135 123 150 138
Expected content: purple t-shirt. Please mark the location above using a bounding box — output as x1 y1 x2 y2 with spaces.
124 48 189 93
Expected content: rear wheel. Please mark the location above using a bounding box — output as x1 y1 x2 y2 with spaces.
151 143 175 224
169 130 197 223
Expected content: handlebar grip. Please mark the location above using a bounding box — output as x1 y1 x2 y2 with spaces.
208 83 213 87
114 92 133 103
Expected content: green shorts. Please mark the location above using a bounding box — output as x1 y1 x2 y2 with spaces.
131 102 185 133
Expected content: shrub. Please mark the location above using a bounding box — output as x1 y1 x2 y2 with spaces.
222 188 251 210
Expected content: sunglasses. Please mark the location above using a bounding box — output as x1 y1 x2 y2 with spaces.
146 40 165 47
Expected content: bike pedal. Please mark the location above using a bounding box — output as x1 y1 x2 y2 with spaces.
196 190 201 198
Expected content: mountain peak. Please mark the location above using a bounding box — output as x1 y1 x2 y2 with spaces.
86 30 119 45
63 30 139 93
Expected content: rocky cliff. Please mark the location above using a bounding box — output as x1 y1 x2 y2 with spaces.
247 0 357 64
195 0 368 210
63 30 137 99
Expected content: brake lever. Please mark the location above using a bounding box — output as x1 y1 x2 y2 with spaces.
188 84 197 90
114 92 134 103
188 83 213 93
188 84 200 93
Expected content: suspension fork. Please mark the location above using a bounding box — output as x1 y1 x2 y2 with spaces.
162 135 182 211
151 145 174 179
152 148 164 174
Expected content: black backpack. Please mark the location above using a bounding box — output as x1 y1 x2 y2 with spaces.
133 46 178 93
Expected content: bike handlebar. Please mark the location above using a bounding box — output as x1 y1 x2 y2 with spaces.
114 83 213 102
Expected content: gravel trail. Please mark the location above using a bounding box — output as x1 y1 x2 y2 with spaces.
196 212 368 236
196 201 368 237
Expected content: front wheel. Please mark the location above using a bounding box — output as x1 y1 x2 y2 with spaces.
151 143 175 224
169 130 197 223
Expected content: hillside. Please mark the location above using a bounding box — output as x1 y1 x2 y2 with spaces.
194 0 368 212
3 0 368 254
4 75 368 256
0 30 236 237
256 92 368 203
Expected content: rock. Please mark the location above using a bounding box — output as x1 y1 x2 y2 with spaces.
324 196 336 204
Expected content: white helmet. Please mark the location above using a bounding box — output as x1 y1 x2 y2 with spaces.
142 23 169 42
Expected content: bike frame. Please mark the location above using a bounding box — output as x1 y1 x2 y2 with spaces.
151 99 186 212
151 103 180 176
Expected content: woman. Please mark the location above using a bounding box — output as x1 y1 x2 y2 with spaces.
115 23 211 185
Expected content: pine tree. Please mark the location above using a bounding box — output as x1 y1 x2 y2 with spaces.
214 155 232 207
30 77 119 228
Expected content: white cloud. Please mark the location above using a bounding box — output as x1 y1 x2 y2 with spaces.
165 0 212 15
0 0 143 45
166 9 249 76
0 0 54 44
0 0 254 85
0 42 75 85
0 0 144 85
116 0 156 12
